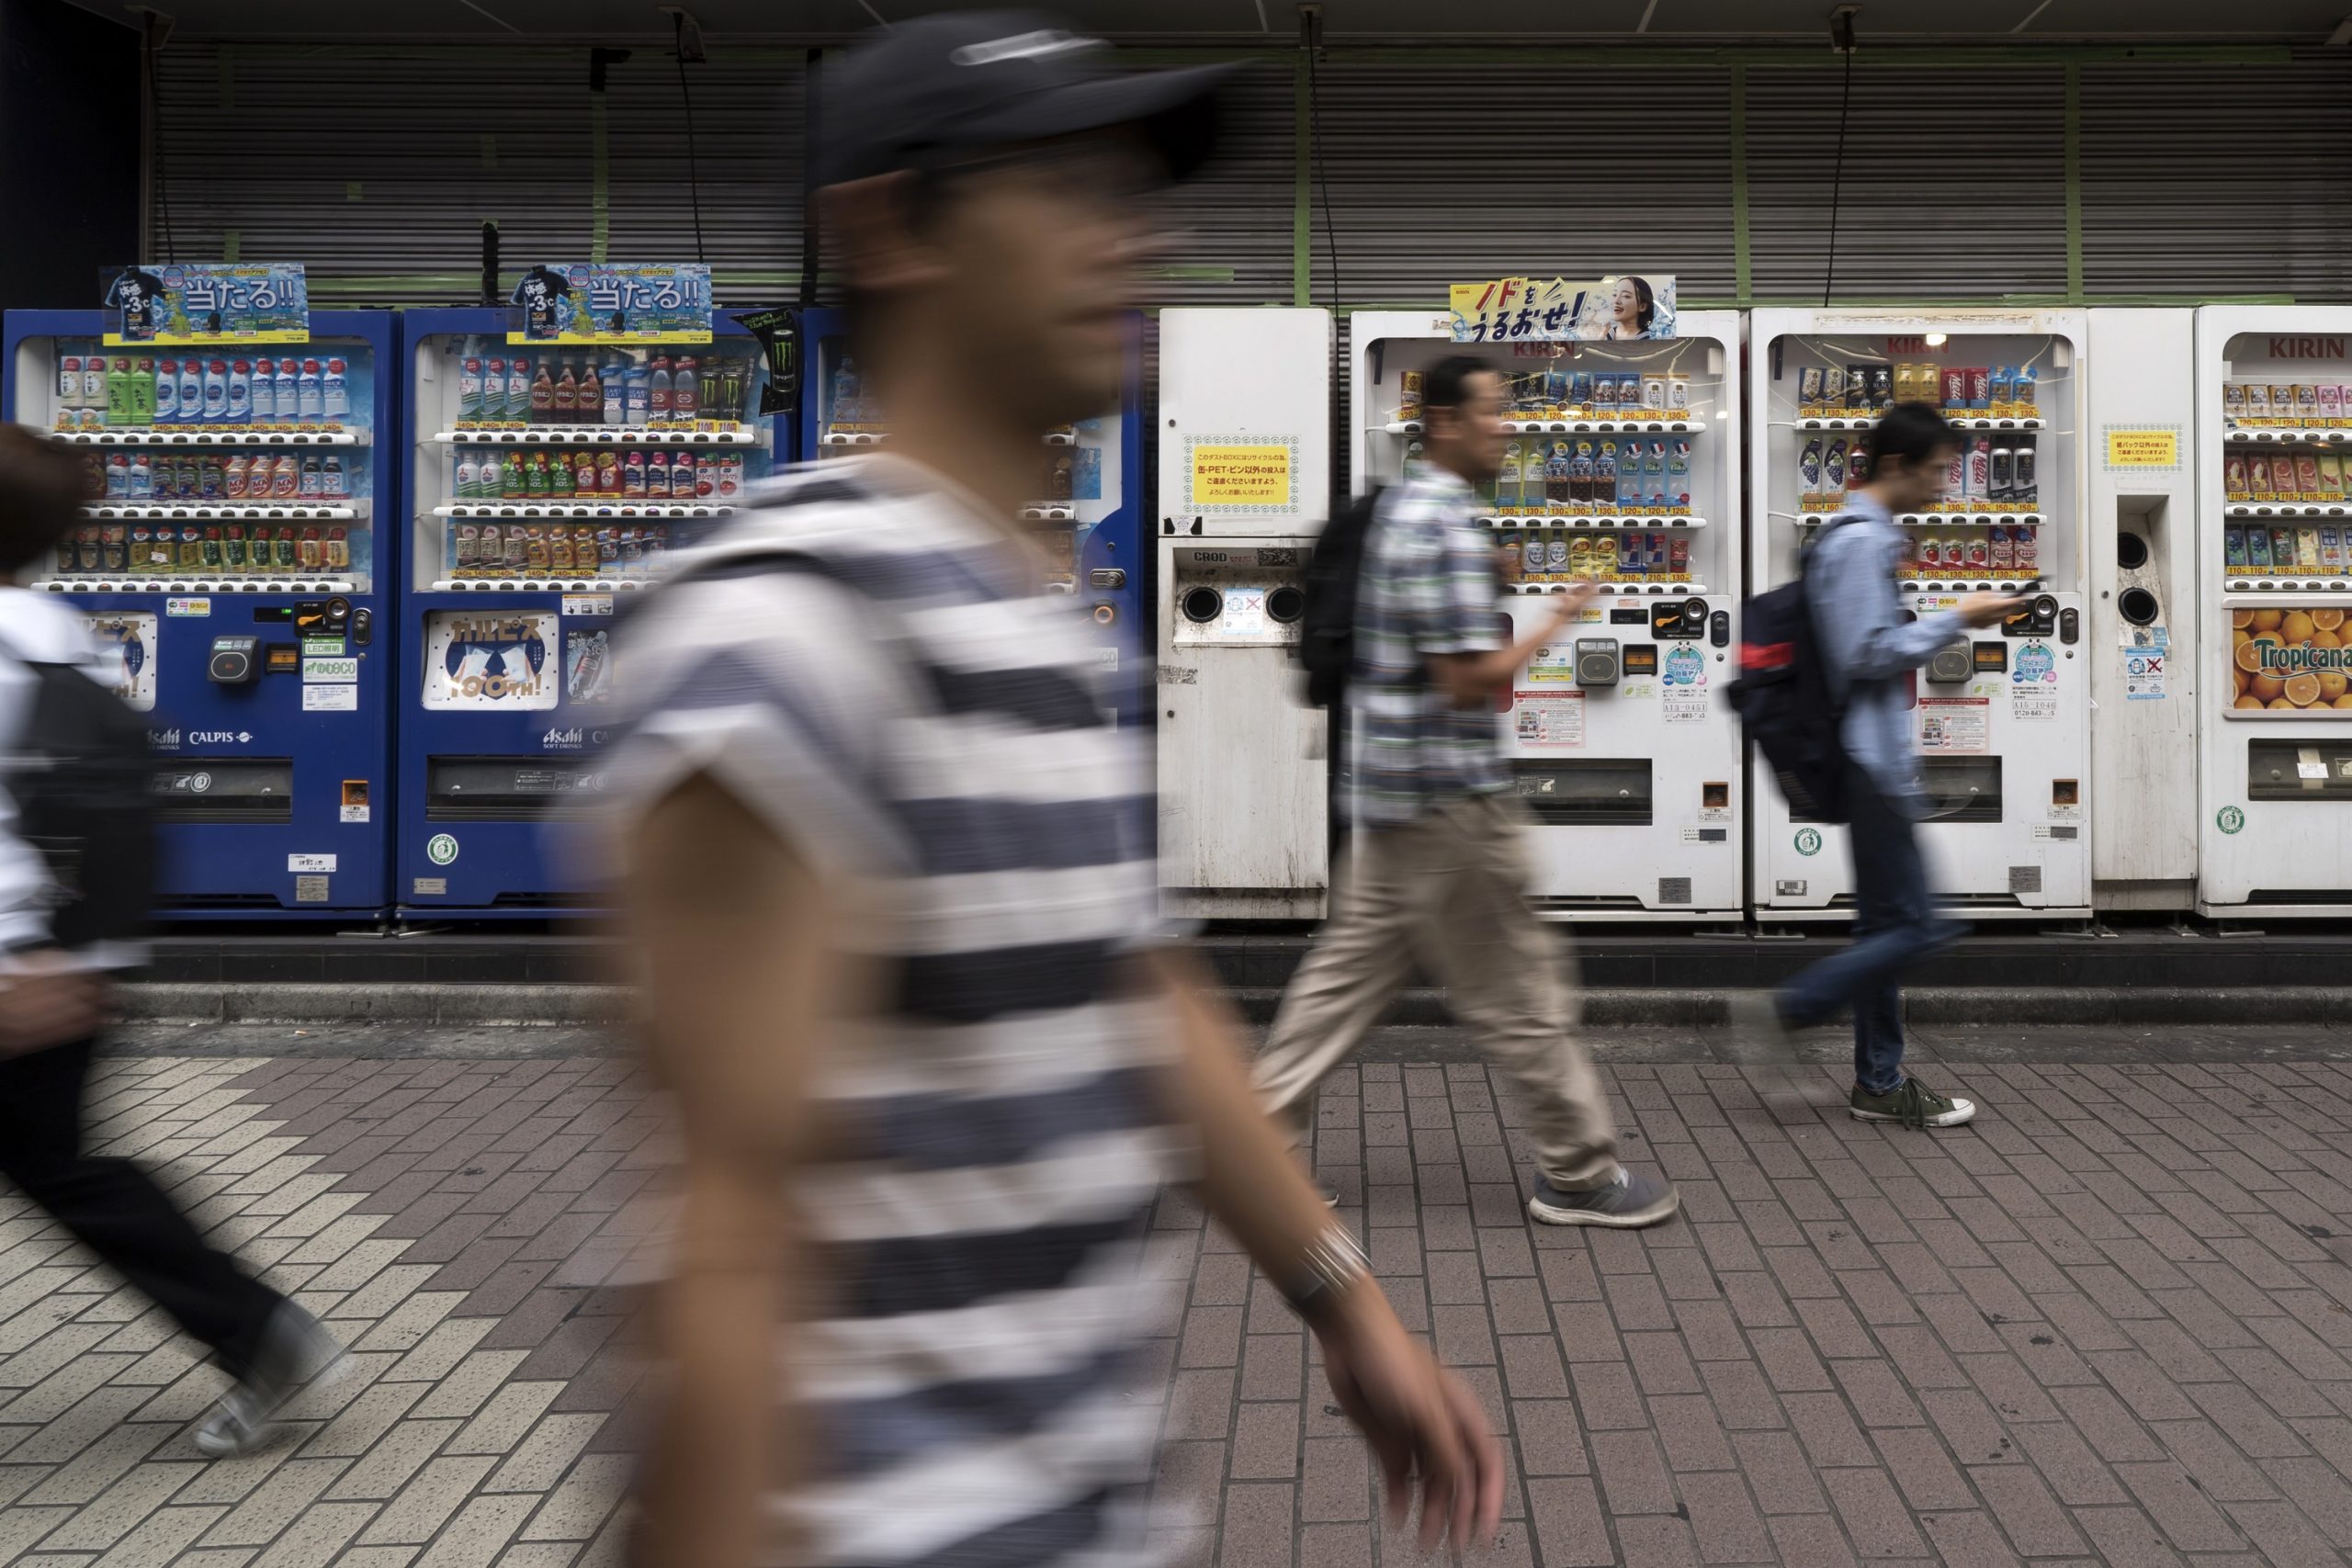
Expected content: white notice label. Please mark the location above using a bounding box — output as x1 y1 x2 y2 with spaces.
303 684 359 712
288 853 337 874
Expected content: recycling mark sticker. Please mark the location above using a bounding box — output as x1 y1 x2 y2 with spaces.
2215 806 2245 836
1794 828 1824 857
426 833 461 865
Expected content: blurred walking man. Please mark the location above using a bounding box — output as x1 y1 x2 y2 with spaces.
610 16 1503 1568
0 427 338 1456
1736 401 2025 1127
1254 358 1678 1229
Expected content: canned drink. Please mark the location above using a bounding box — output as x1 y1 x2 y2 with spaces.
525 525 550 573
1844 366 1870 410
223 455 249 499
455 524 480 571
100 525 126 572
1917 532 1942 570
1821 365 1846 412
2223 524 2248 572
1964 532 1990 571
2320 383 2346 426
499 525 526 572
1397 369 1422 423
2224 452 2249 501
1990 525 2015 572
1966 367 1991 411
1640 376 1667 416
1824 438 1848 493
2245 383 2273 422
1798 438 1823 502
1988 443 2013 502
1987 367 2013 414
2274 526 2299 568
2324 526 2346 572
646 450 672 499
672 449 699 499
1497 532 1522 583
2249 525 2275 570
573 448 599 495
2318 452 2346 498
575 525 600 570
1566 372 1593 415
198 457 224 502
2223 380 2247 424
1645 531 1668 573
1667 376 1690 416
623 450 648 497
2299 526 2324 570
597 449 623 495
1798 366 1824 412
2297 385 2323 426
2297 454 2324 500
74 525 101 573
1940 367 1968 410
2249 454 2276 500
1544 537 1570 578
1868 366 1893 410
2014 437 2037 506
1590 374 1619 421
1966 436 1992 502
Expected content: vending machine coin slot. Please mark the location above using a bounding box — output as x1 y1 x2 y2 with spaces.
2002 595 2059 638
1927 643 1973 684
1576 637 1622 685
264 645 300 675
1973 642 2008 674
1651 601 1705 639
1623 645 1658 678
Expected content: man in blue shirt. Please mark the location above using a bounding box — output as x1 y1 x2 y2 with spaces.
1741 402 2024 1129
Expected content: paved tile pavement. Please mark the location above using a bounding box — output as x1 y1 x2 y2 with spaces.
5 1044 2352 1565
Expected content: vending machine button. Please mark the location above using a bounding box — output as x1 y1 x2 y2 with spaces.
2059 607 2080 644
1708 610 1730 647
352 607 373 647
206 636 259 684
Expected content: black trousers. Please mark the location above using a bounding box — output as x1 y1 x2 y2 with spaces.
0 1035 281 1379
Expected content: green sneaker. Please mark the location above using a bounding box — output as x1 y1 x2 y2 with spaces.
1849 1078 1975 1130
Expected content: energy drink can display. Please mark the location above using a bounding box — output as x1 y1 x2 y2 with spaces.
1798 366 1824 413
1617 534 1642 578
2224 525 2249 573
1397 369 1422 423
1645 532 1668 574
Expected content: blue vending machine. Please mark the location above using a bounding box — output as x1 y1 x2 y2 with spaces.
394 309 787 916
3 310 399 918
797 307 1148 724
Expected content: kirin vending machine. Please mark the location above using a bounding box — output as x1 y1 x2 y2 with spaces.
797 307 1148 728
2196 306 2352 917
1748 309 2090 921
396 308 783 916
1347 309 1746 919
3 309 398 917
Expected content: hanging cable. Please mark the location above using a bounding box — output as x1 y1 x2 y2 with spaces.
1822 8 1859 308
1303 11 1340 312
664 8 709 265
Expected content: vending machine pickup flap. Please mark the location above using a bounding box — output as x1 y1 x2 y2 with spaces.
1510 760 1651 825
427 756 609 820
151 760 293 823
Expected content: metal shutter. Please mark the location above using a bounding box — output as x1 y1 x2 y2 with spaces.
1743 63 2070 301
2079 51 2352 299
1150 61 1296 308
151 42 803 308
1302 62 1739 306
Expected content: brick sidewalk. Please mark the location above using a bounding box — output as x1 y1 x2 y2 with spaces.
3 1050 2351 1565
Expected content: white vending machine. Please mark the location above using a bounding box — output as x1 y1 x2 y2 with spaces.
1349 310 1745 919
1748 309 2090 921
2195 306 2352 918
1156 308 1332 921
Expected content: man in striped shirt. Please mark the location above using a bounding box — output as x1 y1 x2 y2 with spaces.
1255 356 1679 1230
609 15 1502 1568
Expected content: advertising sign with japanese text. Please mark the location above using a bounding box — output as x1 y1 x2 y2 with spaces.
102 263 309 346
509 263 713 344
1449 275 1678 344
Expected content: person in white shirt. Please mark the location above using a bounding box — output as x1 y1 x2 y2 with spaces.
0 425 337 1456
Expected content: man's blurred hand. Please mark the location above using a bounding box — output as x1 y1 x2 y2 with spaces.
1318 1291 1505 1551
0 952 104 1056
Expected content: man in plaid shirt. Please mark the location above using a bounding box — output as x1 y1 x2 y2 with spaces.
1255 356 1679 1229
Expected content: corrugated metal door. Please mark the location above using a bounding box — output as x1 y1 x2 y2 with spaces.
2079 52 2352 299
1744 62 2069 301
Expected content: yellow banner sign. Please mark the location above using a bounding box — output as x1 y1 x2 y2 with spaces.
1189 445 1292 508
2106 429 2179 468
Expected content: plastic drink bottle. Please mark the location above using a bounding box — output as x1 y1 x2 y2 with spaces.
481 357 505 421
506 358 531 421
530 362 555 423
624 364 649 426
553 362 578 421
226 361 253 423
129 360 157 425
457 452 481 500
201 360 229 422
153 360 179 423
602 361 624 425
323 455 345 497
250 358 276 421
673 355 699 422
458 356 482 422
273 359 298 417
82 357 107 410
57 355 79 410
322 358 350 419
126 454 152 500
579 362 603 426
649 355 673 423
297 359 324 420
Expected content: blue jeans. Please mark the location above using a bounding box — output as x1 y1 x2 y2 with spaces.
1777 767 1960 1094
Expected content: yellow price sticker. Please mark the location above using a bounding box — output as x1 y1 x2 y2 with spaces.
2105 429 2178 468
1190 445 1292 508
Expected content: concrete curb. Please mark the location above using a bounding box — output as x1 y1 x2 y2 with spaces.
117 981 2352 1028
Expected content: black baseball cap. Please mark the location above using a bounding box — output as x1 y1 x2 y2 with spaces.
817 10 1232 187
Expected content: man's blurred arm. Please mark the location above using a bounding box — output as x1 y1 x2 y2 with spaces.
1146 947 1504 1551
625 773 849 1568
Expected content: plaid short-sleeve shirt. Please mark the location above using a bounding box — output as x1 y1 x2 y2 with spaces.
1345 468 1508 829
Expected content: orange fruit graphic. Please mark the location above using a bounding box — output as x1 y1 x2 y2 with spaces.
2271 697 2300 709
2286 672 2324 706
2314 609 2346 631
2234 694 2267 709
2253 609 2285 632
2233 608 2256 629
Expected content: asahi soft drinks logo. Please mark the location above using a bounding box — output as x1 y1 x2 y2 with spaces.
147 728 180 750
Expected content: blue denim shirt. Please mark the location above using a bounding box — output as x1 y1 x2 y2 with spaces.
1804 492 1964 812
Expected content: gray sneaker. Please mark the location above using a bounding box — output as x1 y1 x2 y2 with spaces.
195 1303 345 1459
1528 1168 1679 1229
1849 1078 1976 1130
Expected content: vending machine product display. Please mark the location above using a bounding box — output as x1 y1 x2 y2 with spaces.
397 308 783 914
799 307 1148 728
2195 305 2352 916
3 309 397 916
1348 309 1744 919
1748 309 2089 919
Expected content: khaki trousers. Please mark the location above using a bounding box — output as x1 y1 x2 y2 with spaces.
1254 792 1619 1190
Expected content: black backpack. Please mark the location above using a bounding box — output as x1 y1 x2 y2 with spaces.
1727 515 1859 825
4 652 156 949
1294 486 1385 709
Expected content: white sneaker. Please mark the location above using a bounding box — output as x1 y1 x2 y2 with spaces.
194 1303 345 1458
